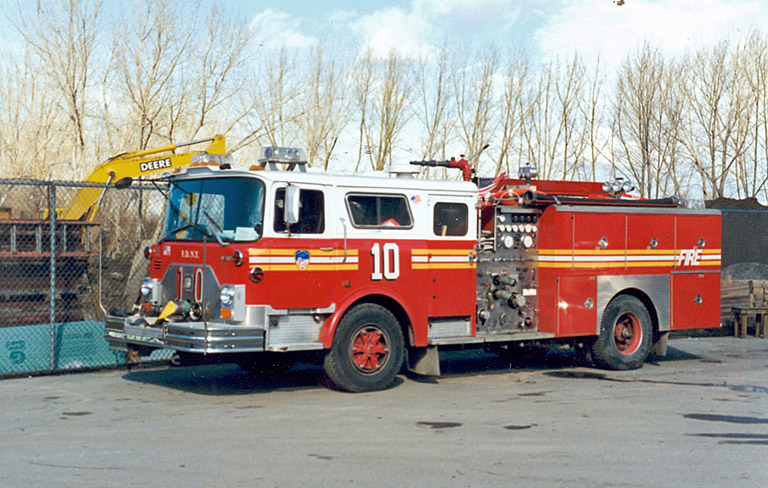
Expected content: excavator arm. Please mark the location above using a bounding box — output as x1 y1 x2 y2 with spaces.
54 134 227 221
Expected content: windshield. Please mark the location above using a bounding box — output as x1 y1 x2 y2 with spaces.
163 177 265 242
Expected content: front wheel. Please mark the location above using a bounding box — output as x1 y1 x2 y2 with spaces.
591 295 652 370
324 304 405 392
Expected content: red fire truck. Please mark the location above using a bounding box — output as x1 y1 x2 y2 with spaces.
106 147 721 392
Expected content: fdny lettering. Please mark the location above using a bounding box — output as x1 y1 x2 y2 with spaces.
140 158 172 172
181 250 199 259
677 248 702 266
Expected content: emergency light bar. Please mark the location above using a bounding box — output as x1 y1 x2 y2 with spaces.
257 146 308 172
190 153 233 169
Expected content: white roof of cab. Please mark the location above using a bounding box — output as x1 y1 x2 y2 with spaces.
175 165 479 195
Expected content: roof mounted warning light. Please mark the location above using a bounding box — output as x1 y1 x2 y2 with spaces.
256 146 308 172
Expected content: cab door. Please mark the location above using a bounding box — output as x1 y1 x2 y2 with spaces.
426 196 476 325
264 183 341 310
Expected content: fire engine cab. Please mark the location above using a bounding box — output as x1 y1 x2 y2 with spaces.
106 147 721 392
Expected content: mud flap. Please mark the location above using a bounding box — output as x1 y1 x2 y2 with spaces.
407 345 441 376
651 331 669 356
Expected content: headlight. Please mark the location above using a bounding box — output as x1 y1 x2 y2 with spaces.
220 285 236 308
140 278 154 298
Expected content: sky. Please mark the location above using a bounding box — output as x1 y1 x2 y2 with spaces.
3 0 768 180
5 0 768 70
222 0 768 70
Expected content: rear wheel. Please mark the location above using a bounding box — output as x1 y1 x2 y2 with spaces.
324 304 405 392
591 295 652 370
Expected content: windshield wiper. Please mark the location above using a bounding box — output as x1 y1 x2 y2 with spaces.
158 221 213 244
202 210 229 247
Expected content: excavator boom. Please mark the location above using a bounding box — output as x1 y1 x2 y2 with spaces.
56 134 226 221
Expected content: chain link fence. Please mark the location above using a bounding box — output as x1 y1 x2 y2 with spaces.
0 179 171 376
3 179 767 376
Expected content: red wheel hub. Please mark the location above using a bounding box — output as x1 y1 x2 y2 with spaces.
613 313 642 355
351 326 389 373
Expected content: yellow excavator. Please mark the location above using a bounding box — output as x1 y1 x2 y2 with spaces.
0 135 228 327
49 134 226 221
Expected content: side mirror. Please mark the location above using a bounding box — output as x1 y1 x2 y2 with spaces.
114 176 134 189
284 185 300 225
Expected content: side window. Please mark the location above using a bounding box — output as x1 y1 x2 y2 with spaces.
434 202 468 236
274 188 325 234
346 194 413 228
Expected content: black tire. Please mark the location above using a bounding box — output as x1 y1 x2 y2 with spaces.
324 303 405 393
237 353 296 375
591 295 652 370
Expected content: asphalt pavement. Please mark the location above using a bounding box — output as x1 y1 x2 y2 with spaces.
1 336 767 488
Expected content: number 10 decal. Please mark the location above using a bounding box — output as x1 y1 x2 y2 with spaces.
371 242 400 280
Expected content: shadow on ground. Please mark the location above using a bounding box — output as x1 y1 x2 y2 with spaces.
122 362 331 396
121 340 704 395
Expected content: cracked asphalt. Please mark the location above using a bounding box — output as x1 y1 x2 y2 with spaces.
1 336 767 488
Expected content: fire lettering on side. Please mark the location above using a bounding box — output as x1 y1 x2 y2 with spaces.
677 248 702 266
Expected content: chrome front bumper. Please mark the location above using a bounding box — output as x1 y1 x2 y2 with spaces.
105 315 265 354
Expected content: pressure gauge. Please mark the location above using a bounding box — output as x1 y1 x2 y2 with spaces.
531 225 538 233
524 224 532 233
503 235 514 249
511 224 519 232
522 234 534 248
505 225 513 232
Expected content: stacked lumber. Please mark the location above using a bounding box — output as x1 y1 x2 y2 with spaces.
721 279 768 330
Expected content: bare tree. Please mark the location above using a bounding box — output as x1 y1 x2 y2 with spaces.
110 0 193 150
521 55 585 180
735 31 768 199
579 56 608 182
180 7 252 141
678 39 753 199
254 48 301 148
453 48 498 175
415 46 455 162
0 52 66 178
363 51 414 171
496 52 530 176
17 0 103 175
612 42 683 198
295 44 355 169
353 49 375 172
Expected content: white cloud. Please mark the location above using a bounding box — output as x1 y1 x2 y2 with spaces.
351 0 524 59
352 6 433 58
414 0 522 31
536 0 768 70
249 9 317 50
